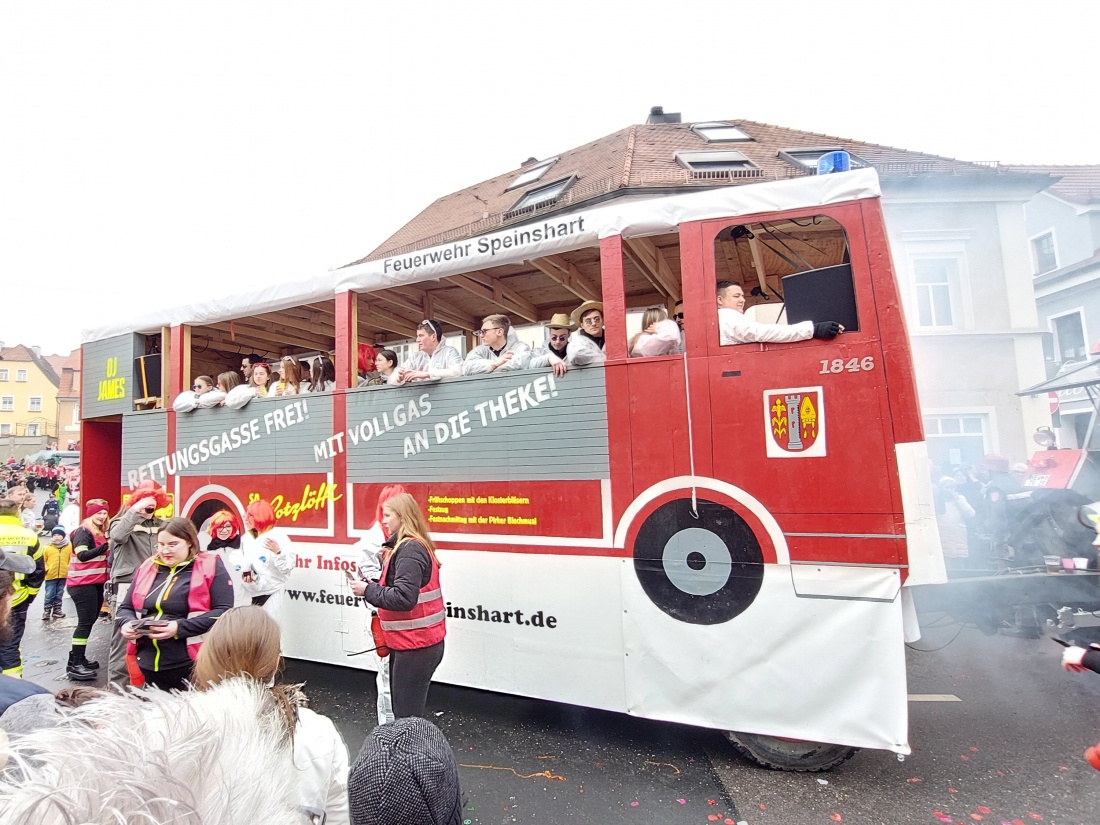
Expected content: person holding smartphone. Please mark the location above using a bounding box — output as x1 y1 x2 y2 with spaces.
105 481 169 689
117 518 233 690
348 493 445 719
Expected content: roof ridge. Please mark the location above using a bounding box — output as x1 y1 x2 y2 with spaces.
620 124 638 189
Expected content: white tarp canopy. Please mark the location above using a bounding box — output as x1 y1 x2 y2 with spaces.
83 169 882 344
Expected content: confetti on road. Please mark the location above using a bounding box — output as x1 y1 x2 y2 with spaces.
644 760 682 775
977 807 991 814
630 801 639 807
708 816 720 822
817 778 829 785
961 755 970 761
949 788 959 793
969 747 979 752
458 763 566 781
907 777 922 783
676 798 686 804
933 812 952 823
1058 765 1068 771
1028 815 1043 821
708 800 718 806
830 814 843 822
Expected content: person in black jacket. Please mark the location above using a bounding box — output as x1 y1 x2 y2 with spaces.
116 518 234 690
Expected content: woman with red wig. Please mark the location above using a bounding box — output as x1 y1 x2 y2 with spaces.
225 499 296 610
356 343 378 387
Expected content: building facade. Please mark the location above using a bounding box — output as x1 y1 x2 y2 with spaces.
1012 165 1100 449
0 344 62 446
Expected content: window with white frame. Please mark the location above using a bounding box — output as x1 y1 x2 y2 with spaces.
1031 231 1058 275
675 150 756 173
16 370 27 382
913 258 959 328
28 396 42 412
923 414 989 468
0 424 10 436
25 424 39 437
0 369 7 381
506 158 558 191
0 396 12 412
691 122 752 142
505 176 575 216
1052 311 1087 363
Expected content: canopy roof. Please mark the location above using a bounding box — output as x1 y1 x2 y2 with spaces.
82 169 881 344
1018 357 1100 396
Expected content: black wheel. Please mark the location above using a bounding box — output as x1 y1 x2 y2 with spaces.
724 731 858 772
632 497 764 625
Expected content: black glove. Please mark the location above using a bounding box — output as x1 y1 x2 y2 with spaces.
813 321 842 340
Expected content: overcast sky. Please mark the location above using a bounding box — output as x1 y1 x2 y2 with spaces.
1 0 1096 356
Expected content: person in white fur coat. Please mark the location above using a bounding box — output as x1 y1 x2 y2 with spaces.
0 608 349 824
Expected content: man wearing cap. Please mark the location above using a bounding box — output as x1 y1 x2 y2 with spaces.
566 300 606 367
717 281 843 345
106 483 168 688
397 320 463 383
463 314 531 375
0 497 46 679
530 314 574 377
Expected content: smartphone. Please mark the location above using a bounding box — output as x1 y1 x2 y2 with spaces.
1052 637 1071 647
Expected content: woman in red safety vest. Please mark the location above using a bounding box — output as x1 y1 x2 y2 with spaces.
64 499 111 681
117 517 234 690
350 493 446 719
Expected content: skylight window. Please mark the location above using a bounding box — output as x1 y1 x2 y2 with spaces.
780 148 868 171
675 151 756 172
506 176 575 215
692 122 752 142
507 158 558 191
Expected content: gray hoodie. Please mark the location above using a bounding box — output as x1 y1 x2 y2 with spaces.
107 507 166 583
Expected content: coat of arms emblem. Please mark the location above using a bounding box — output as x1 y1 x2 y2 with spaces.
763 387 826 458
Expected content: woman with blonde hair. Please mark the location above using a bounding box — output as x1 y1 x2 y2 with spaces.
272 357 302 397
217 370 242 394
628 306 682 357
248 363 272 398
192 606 350 824
349 493 445 718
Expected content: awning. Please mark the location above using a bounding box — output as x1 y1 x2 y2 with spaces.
1018 358 1100 396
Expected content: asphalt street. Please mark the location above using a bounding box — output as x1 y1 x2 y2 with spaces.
13 490 1100 825
14 584 1100 825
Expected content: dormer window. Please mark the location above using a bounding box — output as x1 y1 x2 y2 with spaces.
507 158 558 191
505 176 576 217
692 122 752 142
675 150 756 173
780 148 868 171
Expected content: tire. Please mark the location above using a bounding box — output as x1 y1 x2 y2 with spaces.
724 731 858 772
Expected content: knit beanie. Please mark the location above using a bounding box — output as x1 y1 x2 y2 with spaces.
349 718 462 825
86 502 108 518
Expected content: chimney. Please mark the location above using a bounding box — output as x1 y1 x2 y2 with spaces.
31 345 41 357
646 106 681 124
520 157 539 167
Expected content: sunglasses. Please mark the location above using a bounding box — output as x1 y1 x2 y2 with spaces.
581 316 603 326
673 313 684 320
192 384 204 390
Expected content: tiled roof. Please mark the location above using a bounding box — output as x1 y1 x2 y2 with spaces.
44 354 66 378
0 344 61 387
353 118 1032 264
56 349 81 399
1006 165 1100 205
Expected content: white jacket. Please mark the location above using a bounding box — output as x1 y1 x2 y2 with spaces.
462 338 531 375
566 331 606 366
0 678 349 825
226 526 296 597
718 306 813 345
630 319 682 357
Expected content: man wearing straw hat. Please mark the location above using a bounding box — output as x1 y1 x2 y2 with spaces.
530 313 574 377
565 300 606 367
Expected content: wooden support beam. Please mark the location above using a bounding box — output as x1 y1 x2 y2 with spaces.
390 286 477 331
747 236 769 295
358 310 418 339
206 320 332 354
252 311 337 342
444 272 539 323
623 238 681 301
527 255 601 303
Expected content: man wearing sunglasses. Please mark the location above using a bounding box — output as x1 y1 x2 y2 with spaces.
671 301 686 354
105 482 168 688
396 320 463 383
463 314 531 375
566 300 606 367
530 313 574 378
